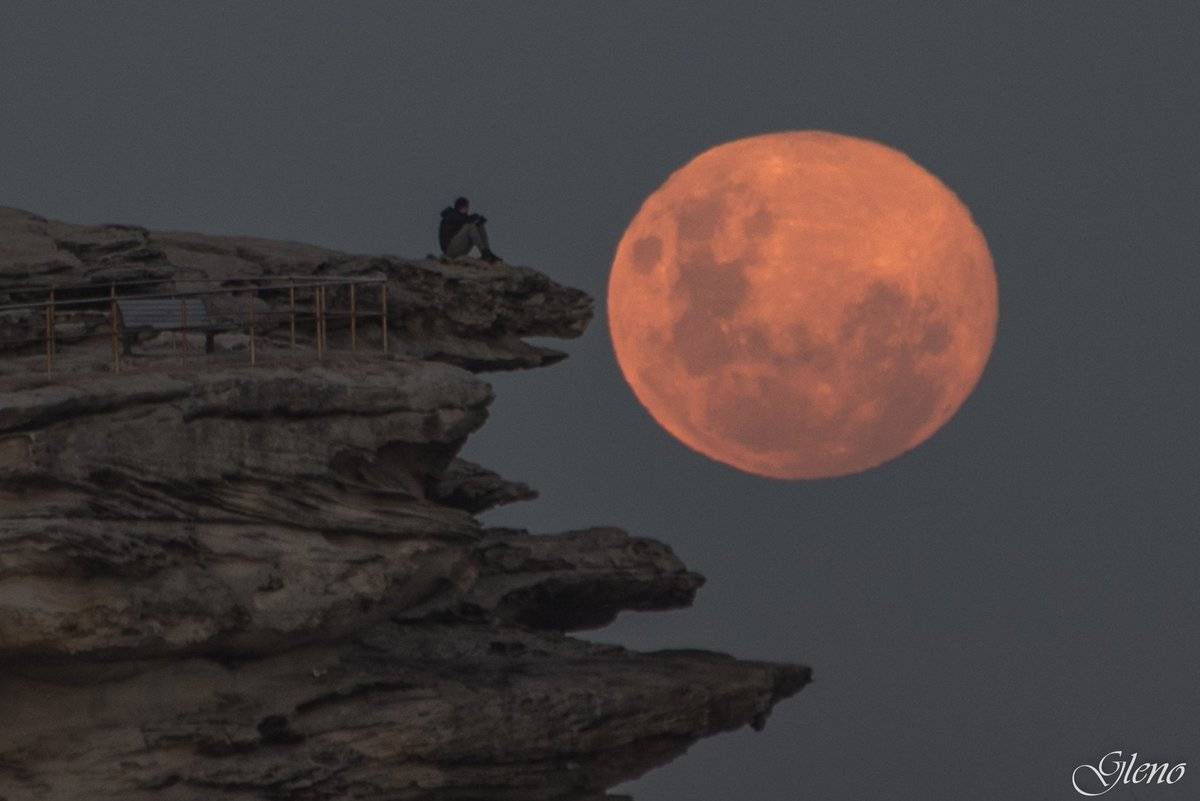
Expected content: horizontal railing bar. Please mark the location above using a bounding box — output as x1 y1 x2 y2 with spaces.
0 313 387 344
0 311 385 324
0 274 386 293
2 273 394 376
0 277 387 314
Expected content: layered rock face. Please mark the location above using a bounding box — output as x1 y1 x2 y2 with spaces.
0 208 809 800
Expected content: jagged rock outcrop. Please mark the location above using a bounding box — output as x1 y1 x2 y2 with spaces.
433 458 538 514
0 364 489 534
0 208 809 800
0 624 809 801
0 206 593 373
398 527 707 633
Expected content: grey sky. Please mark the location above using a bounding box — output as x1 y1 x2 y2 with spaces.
2 3 1198 799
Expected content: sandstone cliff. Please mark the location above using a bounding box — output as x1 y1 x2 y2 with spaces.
0 207 809 800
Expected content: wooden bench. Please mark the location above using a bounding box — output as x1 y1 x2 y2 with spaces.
116 298 227 355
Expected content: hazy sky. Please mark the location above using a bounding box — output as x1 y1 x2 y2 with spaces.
2 4 1198 799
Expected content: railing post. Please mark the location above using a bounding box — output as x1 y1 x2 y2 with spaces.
316 285 324 361
350 283 357 352
109 283 120 373
180 298 189 364
49 286 56 361
45 287 55 375
380 282 389 355
248 291 257 368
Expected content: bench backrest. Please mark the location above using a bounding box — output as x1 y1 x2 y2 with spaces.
117 298 212 331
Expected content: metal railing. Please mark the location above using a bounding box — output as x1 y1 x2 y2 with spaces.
0 275 390 376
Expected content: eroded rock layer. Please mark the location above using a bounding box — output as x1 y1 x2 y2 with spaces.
0 208 809 800
0 624 809 801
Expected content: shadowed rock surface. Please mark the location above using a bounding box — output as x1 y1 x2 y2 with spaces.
0 209 810 800
433 458 539 514
0 625 809 801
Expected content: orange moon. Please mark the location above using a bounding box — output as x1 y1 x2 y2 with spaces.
608 131 998 479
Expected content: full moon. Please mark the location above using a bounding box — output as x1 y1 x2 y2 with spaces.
608 131 998 479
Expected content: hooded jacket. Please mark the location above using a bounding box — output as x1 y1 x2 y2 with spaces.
438 207 484 253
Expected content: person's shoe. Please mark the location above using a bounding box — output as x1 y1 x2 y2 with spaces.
479 249 502 264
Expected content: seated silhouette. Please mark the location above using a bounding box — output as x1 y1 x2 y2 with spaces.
438 196 501 264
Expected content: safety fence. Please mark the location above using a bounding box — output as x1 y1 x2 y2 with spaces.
0 275 390 375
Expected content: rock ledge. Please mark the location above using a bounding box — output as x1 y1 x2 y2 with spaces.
0 209 809 801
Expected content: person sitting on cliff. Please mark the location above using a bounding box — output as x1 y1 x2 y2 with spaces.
438 197 502 264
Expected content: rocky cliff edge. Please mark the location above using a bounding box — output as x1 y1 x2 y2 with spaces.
0 208 809 801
